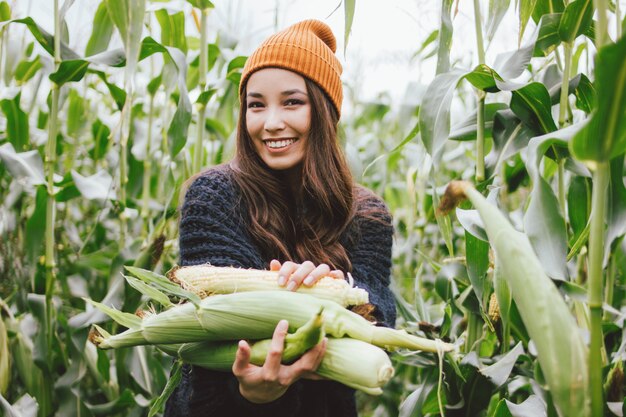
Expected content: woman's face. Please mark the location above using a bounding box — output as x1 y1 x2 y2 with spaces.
245 68 311 171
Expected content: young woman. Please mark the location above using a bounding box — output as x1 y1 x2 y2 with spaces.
165 19 396 417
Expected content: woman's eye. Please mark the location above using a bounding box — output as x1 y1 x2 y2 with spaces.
247 102 263 109
285 99 304 106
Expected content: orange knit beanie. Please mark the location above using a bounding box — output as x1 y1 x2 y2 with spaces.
239 19 343 116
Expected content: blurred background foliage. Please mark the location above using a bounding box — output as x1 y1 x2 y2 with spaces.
0 0 625 416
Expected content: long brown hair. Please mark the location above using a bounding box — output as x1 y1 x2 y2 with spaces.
232 77 355 271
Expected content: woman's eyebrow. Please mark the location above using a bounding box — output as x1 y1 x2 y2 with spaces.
281 89 307 96
247 92 263 98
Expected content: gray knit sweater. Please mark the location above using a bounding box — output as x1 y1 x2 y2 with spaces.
164 164 396 417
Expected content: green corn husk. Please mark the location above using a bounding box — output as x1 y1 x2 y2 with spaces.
89 291 453 353
440 181 589 417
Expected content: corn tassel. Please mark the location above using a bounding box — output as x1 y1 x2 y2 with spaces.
169 265 369 307
88 291 454 353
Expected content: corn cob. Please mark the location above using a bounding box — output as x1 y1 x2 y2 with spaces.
168 265 369 307
439 181 589 417
88 290 454 353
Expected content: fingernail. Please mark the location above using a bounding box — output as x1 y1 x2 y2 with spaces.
287 281 297 291
303 275 314 286
278 320 289 330
278 275 286 286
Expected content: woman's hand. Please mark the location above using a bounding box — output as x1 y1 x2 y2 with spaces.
270 260 345 291
232 320 327 404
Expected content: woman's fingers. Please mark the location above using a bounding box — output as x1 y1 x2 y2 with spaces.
328 270 345 280
303 263 331 286
269 259 281 271
232 340 252 377
263 320 289 380
286 261 316 290
278 261 298 286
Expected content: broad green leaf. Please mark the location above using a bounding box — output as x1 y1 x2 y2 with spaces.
124 276 173 308
0 393 39 417
71 169 116 201
531 0 565 22
485 109 535 172
186 0 214 8
0 143 45 185
49 60 89 85
465 230 490 308
226 55 247 85
91 70 126 110
605 157 626 265
436 0 453 74
85 1 114 56
90 119 111 161
164 48 192 157
510 82 557 134
0 92 29 151
533 13 563 57
486 0 511 43
567 176 591 242
0 1 10 21
125 266 202 306
3 18 80 60
344 0 355 54
105 0 146 77
66 89 87 137
84 300 142 329
24 186 46 266
148 360 183 417
450 102 508 141
548 73 596 113
558 0 593 43
155 8 187 54
196 88 217 106
505 395 547 415
519 0 539 43
524 124 586 280
14 55 42 84
493 399 514 417
419 68 467 165
571 35 626 162
480 342 524 387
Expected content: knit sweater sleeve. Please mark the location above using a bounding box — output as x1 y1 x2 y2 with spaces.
166 167 303 417
348 189 397 328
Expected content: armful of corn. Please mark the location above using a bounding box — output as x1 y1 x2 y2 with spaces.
168 264 369 307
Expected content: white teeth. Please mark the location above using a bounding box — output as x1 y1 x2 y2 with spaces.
266 139 296 148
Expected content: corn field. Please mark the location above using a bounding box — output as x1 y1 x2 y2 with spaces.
0 0 625 415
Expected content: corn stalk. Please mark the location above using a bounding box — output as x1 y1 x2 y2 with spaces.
193 7 209 174
473 0 486 183
44 0 61 357
588 0 609 414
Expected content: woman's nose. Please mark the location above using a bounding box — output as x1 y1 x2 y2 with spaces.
264 108 286 131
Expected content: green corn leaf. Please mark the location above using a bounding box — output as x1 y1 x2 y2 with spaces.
91 70 126 110
419 68 466 165
105 0 146 77
480 342 524 387
450 102 508 141
0 143 45 185
0 2 10 21
531 0 565 22
548 73 596 113
519 0 539 43
436 0 453 74
148 360 182 417
571 35 626 162
567 175 591 243
605 157 626 265
25 186 47 264
124 266 202 306
344 0 355 55
486 0 511 43
124 276 173 308
524 125 586 280
155 8 187 54
510 82 557 134
485 109 535 173
0 92 29 152
2 17 80 60
0 314 9 396
89 119 111 162
85 1 114 56
533 13 563 57
558 0 593 43
49 60 89 85
14 55 42 84
84 299 142 329
67 89 87 137
186 0 214 9
465 230 490 308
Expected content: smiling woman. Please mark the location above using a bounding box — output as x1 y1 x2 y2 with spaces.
166 19 396 417
245 68 311 171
